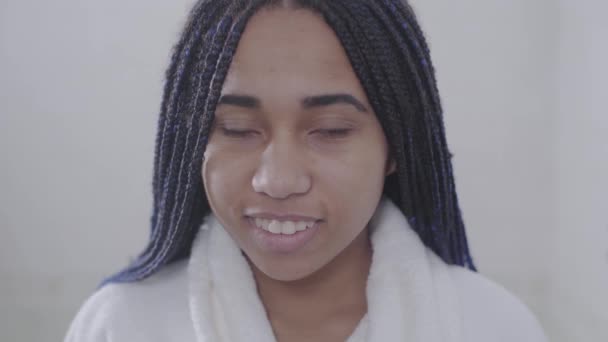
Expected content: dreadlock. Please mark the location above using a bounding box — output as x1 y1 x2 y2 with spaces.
103 0 476 286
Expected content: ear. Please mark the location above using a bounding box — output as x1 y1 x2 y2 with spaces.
385 158 396 176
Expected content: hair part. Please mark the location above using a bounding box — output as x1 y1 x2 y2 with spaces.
103 0 476 286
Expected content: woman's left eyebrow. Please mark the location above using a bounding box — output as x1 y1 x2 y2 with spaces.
217 93 369 113
302 94 368 113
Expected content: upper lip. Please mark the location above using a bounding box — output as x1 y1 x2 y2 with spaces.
245 212 321 222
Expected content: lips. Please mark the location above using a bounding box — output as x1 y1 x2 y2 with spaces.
245 211 321 222
246 216 321 254
252 218 316 235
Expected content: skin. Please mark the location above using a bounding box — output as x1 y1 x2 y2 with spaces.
202 7 395 341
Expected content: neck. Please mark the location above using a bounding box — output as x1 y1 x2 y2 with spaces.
250 228 372 337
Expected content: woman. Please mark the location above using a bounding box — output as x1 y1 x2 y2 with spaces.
65 0 547 341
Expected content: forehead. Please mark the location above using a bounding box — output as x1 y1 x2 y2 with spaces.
221 8 367 100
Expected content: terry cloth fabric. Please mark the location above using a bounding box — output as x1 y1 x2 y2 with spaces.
65 197 548 342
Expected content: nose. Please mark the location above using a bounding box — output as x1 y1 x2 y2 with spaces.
252 140 311 199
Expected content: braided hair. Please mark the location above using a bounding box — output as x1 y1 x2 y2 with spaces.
103 0 476 285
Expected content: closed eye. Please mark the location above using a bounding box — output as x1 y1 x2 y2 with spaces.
314 128 353 138
220 128 259 138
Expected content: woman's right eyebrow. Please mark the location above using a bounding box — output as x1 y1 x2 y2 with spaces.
218 93 368 113
217 94 261 109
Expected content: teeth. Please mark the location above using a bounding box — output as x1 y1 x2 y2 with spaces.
282 221 296 235
268 221 282 234
295 221 308 231
253 218 316 235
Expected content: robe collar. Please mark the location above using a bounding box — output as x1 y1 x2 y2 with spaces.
187 197 463 341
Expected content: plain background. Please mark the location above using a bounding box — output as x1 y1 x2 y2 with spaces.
0 0 606 341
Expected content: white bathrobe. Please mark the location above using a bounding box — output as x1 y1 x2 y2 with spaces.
65 198 547 342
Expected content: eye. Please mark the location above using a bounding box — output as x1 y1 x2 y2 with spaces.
314 128 353 139
220 128 259 138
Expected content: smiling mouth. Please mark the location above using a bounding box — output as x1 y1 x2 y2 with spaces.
250 217 318 235
246 216 321 254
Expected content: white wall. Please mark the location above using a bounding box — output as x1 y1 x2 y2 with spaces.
409 0 556 321
549 0 608 340
0 1 196 341
411 1 608 340
0 1 605 341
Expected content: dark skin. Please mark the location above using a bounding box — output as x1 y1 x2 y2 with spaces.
253 229 372 341
202 7 395 341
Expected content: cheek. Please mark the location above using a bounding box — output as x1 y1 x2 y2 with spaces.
318 133 389 228
320 134 388 192
202 145 252 216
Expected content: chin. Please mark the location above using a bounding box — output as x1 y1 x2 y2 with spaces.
248 254 326 282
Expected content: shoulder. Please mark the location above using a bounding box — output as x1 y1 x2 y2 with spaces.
446 264 548 342
64 260 194 342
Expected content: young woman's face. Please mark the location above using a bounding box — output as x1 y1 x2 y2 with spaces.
202 8 393 281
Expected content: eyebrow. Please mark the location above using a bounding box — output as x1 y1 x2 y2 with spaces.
217 94 261 108
217 93 368 113
302 94 368 112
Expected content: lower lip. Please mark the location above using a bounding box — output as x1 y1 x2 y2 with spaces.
247 217 320 254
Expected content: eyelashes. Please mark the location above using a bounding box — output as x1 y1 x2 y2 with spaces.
219 128 259 138
313 128 352 139
218 127 353 140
